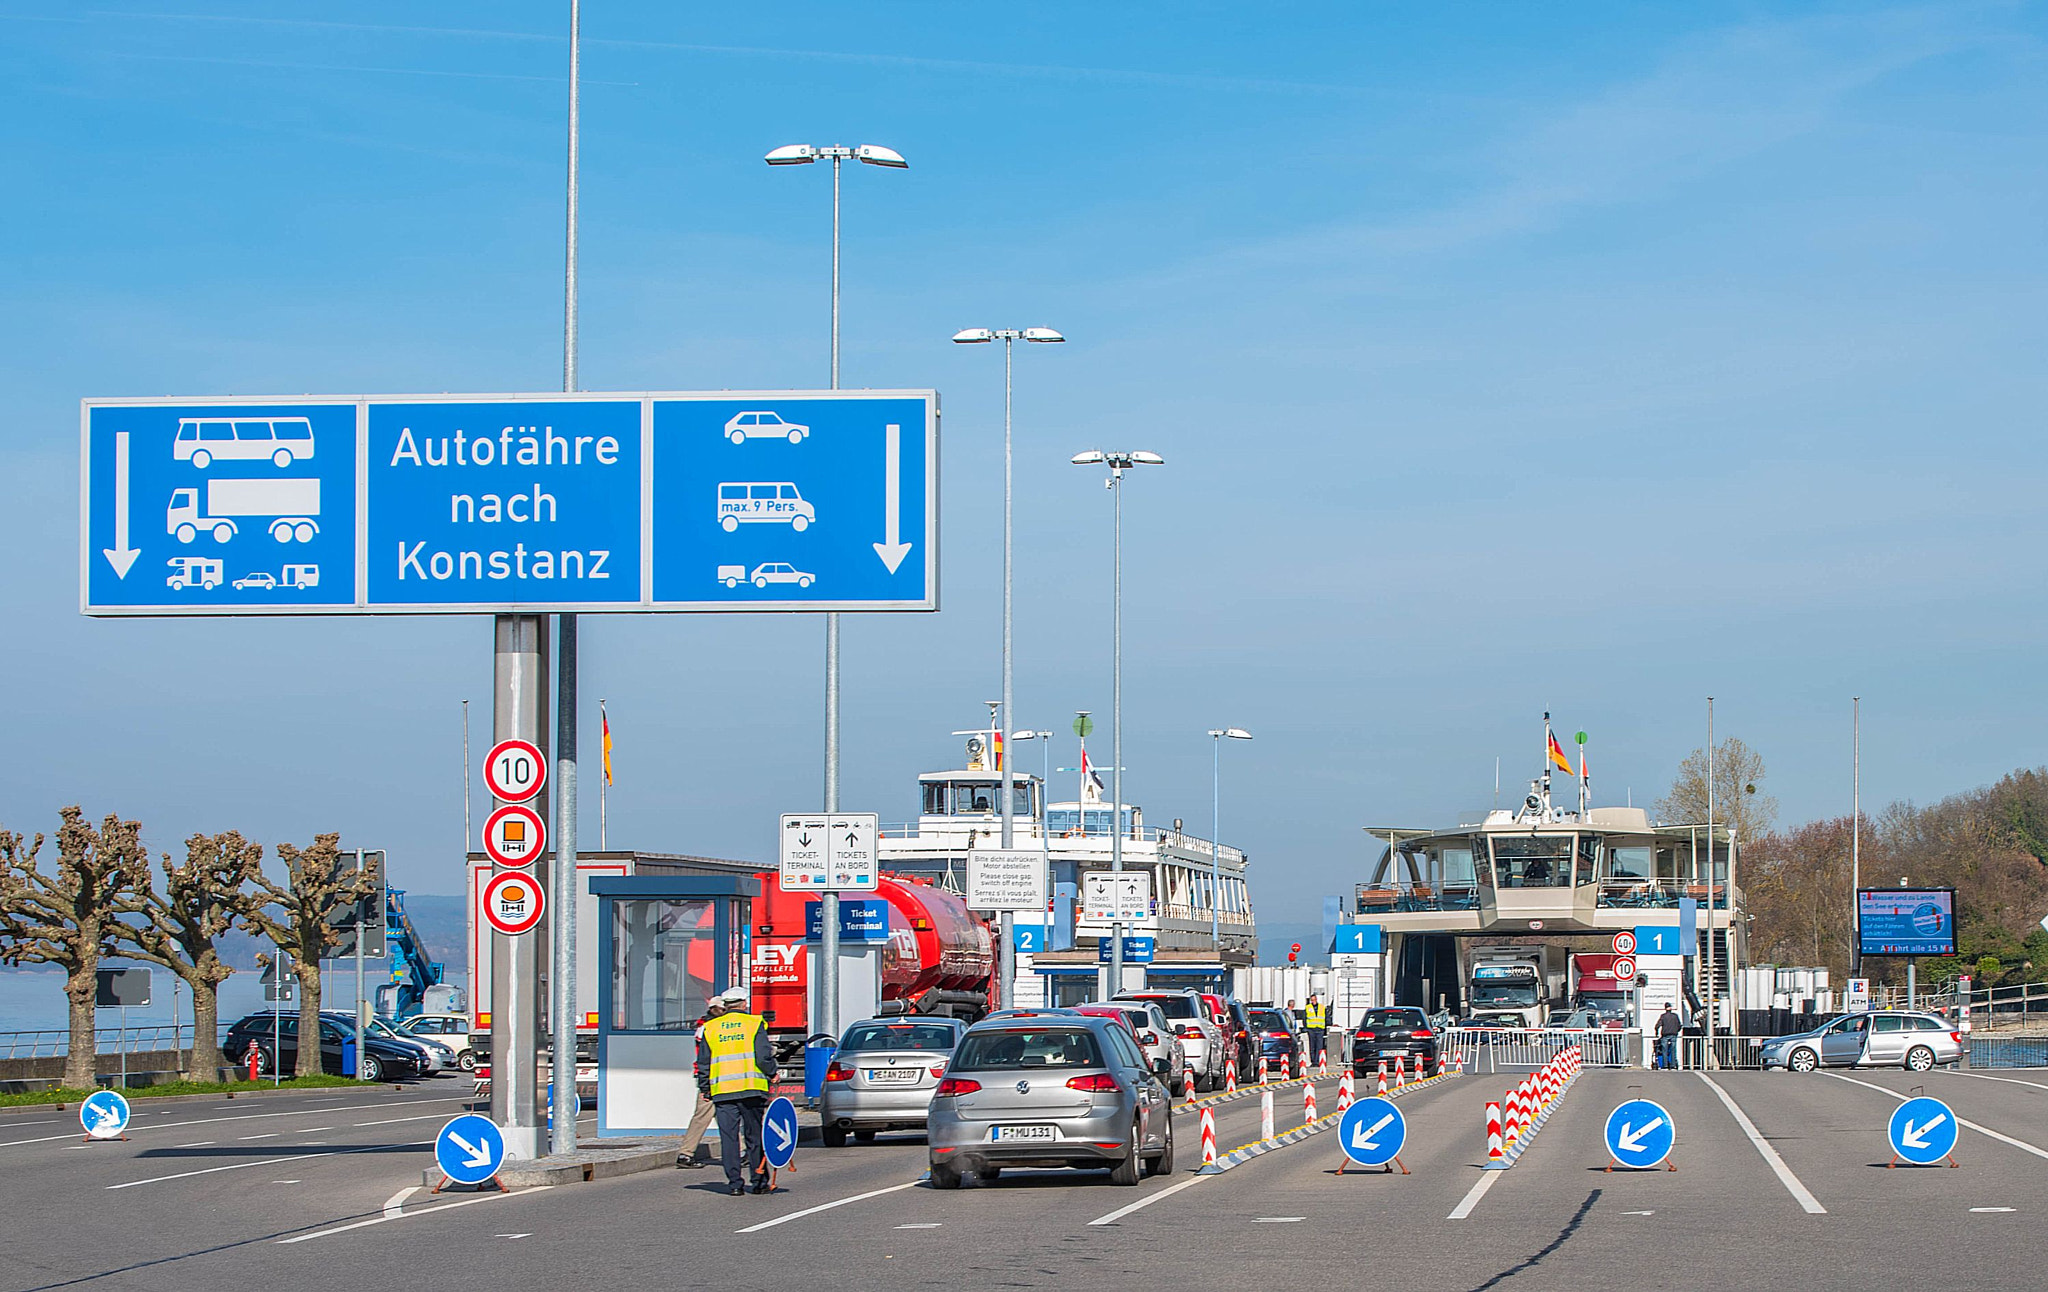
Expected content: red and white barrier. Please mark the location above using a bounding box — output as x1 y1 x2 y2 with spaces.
1336 1069 1355 1113
1225 1057 1238 1094
1486 1101 1504 1161
1303 1082 1318 1125
1200 1105 1218 1165
1260 1087 1275 1141
1504 1087 1522 1143
1376 1061 1388 1096
1183 1066 1195 1099
1396 1055 1407 1088
1258 1055 1269 1084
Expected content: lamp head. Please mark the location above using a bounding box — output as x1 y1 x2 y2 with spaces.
855 144 908 168
1070 451 1106 466
764 144 818 165
1130 451 1165 466
952 328 995 344
1022 327 1065 343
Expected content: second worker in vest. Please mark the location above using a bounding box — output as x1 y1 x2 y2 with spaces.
1304 994 1329 1067
697 986 778 1195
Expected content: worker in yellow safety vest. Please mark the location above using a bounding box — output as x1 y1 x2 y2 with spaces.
1304 994 1329 1066
695 986 776 1195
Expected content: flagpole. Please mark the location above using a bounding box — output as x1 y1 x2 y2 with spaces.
598 697 608 851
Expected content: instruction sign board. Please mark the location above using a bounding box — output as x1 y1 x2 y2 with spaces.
1338 1096 1406 1167
966 850 1049 911
80 1091 131 1140
1887 1096 1958 1166
1080 872 1152 923
1858 888 1957 956
779 813 879 891
81 390 938 615
762 1096 799 1170
1604 1098 1675 1169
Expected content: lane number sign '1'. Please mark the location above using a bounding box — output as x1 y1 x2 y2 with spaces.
483 804 547 868
482 871 546 936
484 738 546 802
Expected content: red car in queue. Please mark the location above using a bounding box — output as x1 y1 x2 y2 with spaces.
1351 1006 1439 1077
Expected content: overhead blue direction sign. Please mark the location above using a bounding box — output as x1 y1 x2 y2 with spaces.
1603 1098 1675 1169
763 1095 799 1171
435 1113 506 1186
79 1090 131 1140
81 390 937 615
1338 1095 1406 1168
1887 1096 1958 1166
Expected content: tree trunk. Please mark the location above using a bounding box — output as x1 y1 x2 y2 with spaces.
189 977 223 1081
294 960 324 1077
64 964 97 1091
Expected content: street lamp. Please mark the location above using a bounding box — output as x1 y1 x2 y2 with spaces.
1070 450 1165 992
951 326 1066 860
1207 728 1252 956
767 140 906 1044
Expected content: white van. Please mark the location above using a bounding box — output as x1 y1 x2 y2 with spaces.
716 482 814 532
174 417 315 469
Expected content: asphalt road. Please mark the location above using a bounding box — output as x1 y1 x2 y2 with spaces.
5 1065 2045 1291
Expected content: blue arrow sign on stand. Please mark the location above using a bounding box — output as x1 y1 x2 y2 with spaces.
1338 1096 1406 1167
1604 1098 1675 1169
1888 1096 1958 1166
435 1113 506 1186
762 1096 799 1171
79 1090 130 1139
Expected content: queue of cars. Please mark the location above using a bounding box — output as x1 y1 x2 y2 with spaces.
222 1009 474 1082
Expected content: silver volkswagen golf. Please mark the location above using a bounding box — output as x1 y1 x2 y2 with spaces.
925 1014 1175 1188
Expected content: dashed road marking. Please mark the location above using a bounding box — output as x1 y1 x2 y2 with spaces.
1447 1170 1499 1220
271 1179 301 1184
1828 1073 2048 1163
496 1233 531 1239
108 1139 431 1189
1943 1071 2048 1094
0 1096 463 1149
1087 1171 1212 1226
1698 1073 1826 1214
383 1186 416 1218
894 1223 943 1229
1969 1206 2016 1213
298 1127 333 1133
1253 1216 1304 1223
175 1141 215 1148
735 1180 922 1234
239 1133 279 1141
1622 1210 1655 1216
278 1186 552 1243
351 1113 451 1128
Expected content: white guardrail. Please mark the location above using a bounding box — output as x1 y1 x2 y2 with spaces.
1441 1028 1632 1069
0 1025 231 1061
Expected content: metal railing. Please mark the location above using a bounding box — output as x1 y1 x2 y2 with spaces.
1442 1028 1632 1070
1966 1035 2048 1069
0 1024 233 1061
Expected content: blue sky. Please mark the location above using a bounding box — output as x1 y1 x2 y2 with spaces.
3 3 2045 952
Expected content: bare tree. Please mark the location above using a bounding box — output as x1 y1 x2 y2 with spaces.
1656 736 1779 842
117 831 263 1080
0 808 149 1090
237 833 373 1077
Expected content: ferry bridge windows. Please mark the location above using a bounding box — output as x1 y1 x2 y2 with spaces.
1490 836 1574 888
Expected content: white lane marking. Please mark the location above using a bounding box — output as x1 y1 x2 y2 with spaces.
1970 1206 2016 1213
1697 1074 1827 1215
278 1187 551 1243
893 1223 943 1229
1827 1073 2048 1162
1253 1216 1305 1223
108 1139 431 1189
0 1096 463 1148
1622 1209 1655 1215
271 1179 301 1184
736 1180 921 1234
1447 1170 1499 1220
382 1186 416 1218
496 1233 531 1239
239 1133 279 1141
351 1113 451 1128
298 1127 333 1134
175 1141 215 1148
1943 1071 2048 1094
1087 1171 1211 1226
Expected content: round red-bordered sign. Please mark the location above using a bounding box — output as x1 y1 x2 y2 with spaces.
484 739 547 804
482 804 547 868
1612 931 1637 957
1613 956 1638 982
481 871 546 936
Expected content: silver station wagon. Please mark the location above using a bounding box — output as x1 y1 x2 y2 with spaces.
1761 1011 1964 1072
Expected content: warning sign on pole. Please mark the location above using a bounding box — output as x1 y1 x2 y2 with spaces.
482 871 546 936
483 804 546 868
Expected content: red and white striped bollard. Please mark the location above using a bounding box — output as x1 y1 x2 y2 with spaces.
1486 1101 1504 1161
1200 1105 1218 1165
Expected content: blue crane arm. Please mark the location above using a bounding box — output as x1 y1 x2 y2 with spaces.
382 886 447 1019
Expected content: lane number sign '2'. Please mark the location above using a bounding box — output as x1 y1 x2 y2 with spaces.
485 739 546 803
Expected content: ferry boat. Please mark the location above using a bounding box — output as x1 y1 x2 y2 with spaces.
1349 718 1744 1028
878 724 1258 1006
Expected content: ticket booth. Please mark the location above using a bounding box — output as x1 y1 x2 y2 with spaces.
593 875 757 1137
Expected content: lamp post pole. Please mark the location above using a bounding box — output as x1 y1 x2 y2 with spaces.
1207 728 1252 960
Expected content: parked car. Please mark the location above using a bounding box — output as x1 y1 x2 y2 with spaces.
222 1012 422 1082
1082 1002 1187 1097
1247 1006 1303 1075
1761 1011 1963 1073
926 1014 1175 1188
1352 1006 1440 1077
1115 990 1225 1090
327 1012 453 1074
821 1016 966 1146
398 1013 480 1069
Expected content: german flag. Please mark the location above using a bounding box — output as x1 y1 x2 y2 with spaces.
1547 730 1574 775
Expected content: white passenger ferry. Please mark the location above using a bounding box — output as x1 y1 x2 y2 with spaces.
878 726 1258 1006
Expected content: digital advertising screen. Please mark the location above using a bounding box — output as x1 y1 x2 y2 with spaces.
1857 888 1957 957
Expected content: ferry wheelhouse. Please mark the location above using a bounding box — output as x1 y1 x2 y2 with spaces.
878 729 1258 1006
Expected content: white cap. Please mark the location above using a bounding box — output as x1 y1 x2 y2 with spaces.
714 987 750 1008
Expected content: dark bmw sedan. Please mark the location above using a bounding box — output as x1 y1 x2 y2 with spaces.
223 1012 423 1082
1247 1007 1303 1074
1351 1006 1439 1077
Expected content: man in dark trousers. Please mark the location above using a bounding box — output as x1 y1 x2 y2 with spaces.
675 996 731 1169
696 986 778 1195
1655 1004 1682 1069
1303 993 1329 1068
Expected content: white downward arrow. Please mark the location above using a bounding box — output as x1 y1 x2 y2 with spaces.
1616 1117 1665 1154
770 1119 793 1153
102 430 141 578
448 1132 494 1169
1351 1112 1394 1151
1901 1113 1946 1150
871 422 912 574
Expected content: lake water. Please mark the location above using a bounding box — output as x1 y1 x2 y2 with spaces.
0 967 386 1037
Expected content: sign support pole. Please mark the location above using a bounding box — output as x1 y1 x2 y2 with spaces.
491 616 550 1160
552 615 579 1153
353 847 366 1081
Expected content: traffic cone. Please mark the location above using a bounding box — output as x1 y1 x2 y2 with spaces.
1200 1105 1217 1165
1337 1069 1355 1113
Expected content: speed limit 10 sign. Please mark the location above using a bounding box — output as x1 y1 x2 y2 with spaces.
1612 930 1637 957
1613 956 1638 982
484 739 547 803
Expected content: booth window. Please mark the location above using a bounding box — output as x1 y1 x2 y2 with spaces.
611 898 717 1032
